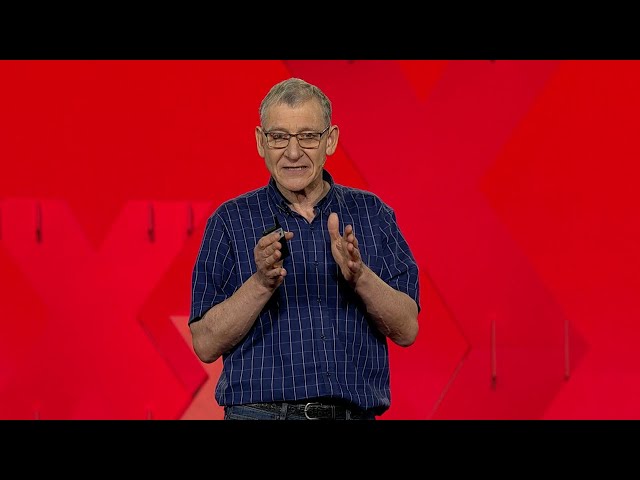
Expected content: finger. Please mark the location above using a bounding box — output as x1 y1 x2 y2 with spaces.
262 243 276 258
344 224 353 236
261 234 286 257
267 266 281 277
267 266 286 279
258 231 282 248
258 235 271 249
264 249 281 268
263 242 279 259
327 212 340 241
347 241 361 261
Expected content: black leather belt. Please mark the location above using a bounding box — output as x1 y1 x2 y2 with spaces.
243 401 368 420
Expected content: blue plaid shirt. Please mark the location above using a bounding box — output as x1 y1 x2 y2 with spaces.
190 170 420 413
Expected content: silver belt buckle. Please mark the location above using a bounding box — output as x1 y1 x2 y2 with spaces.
304 402 322 420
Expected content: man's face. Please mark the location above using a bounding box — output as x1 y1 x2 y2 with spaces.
256 99 337 196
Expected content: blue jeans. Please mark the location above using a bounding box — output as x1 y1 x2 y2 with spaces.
223 402 377 420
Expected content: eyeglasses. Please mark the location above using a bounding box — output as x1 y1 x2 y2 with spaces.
263 125 330 149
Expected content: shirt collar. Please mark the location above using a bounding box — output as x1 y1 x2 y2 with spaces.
267 169 336 214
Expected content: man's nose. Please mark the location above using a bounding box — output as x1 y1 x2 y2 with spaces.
284 136 304 157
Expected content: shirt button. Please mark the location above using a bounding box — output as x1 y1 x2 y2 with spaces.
317 297 321 304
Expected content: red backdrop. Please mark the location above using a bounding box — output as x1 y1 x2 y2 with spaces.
1 60 638 419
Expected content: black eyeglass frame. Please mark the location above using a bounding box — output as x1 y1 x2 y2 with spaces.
262 125 331 149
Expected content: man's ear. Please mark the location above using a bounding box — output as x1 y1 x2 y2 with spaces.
255 126 266 158
325 125 339 155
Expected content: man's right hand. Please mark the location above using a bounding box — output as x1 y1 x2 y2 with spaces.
254 230 294 290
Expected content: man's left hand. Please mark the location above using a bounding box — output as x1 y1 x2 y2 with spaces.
328 212 364 286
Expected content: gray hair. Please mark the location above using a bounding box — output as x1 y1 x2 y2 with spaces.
259 77 332 129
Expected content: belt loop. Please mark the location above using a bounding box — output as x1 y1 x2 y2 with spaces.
279 402 288 420
345 408 351 420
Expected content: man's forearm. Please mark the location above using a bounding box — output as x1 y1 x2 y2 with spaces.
354 266 419 347
190 275 274 363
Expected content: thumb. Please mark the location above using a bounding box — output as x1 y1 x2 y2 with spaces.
327 212 340 241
